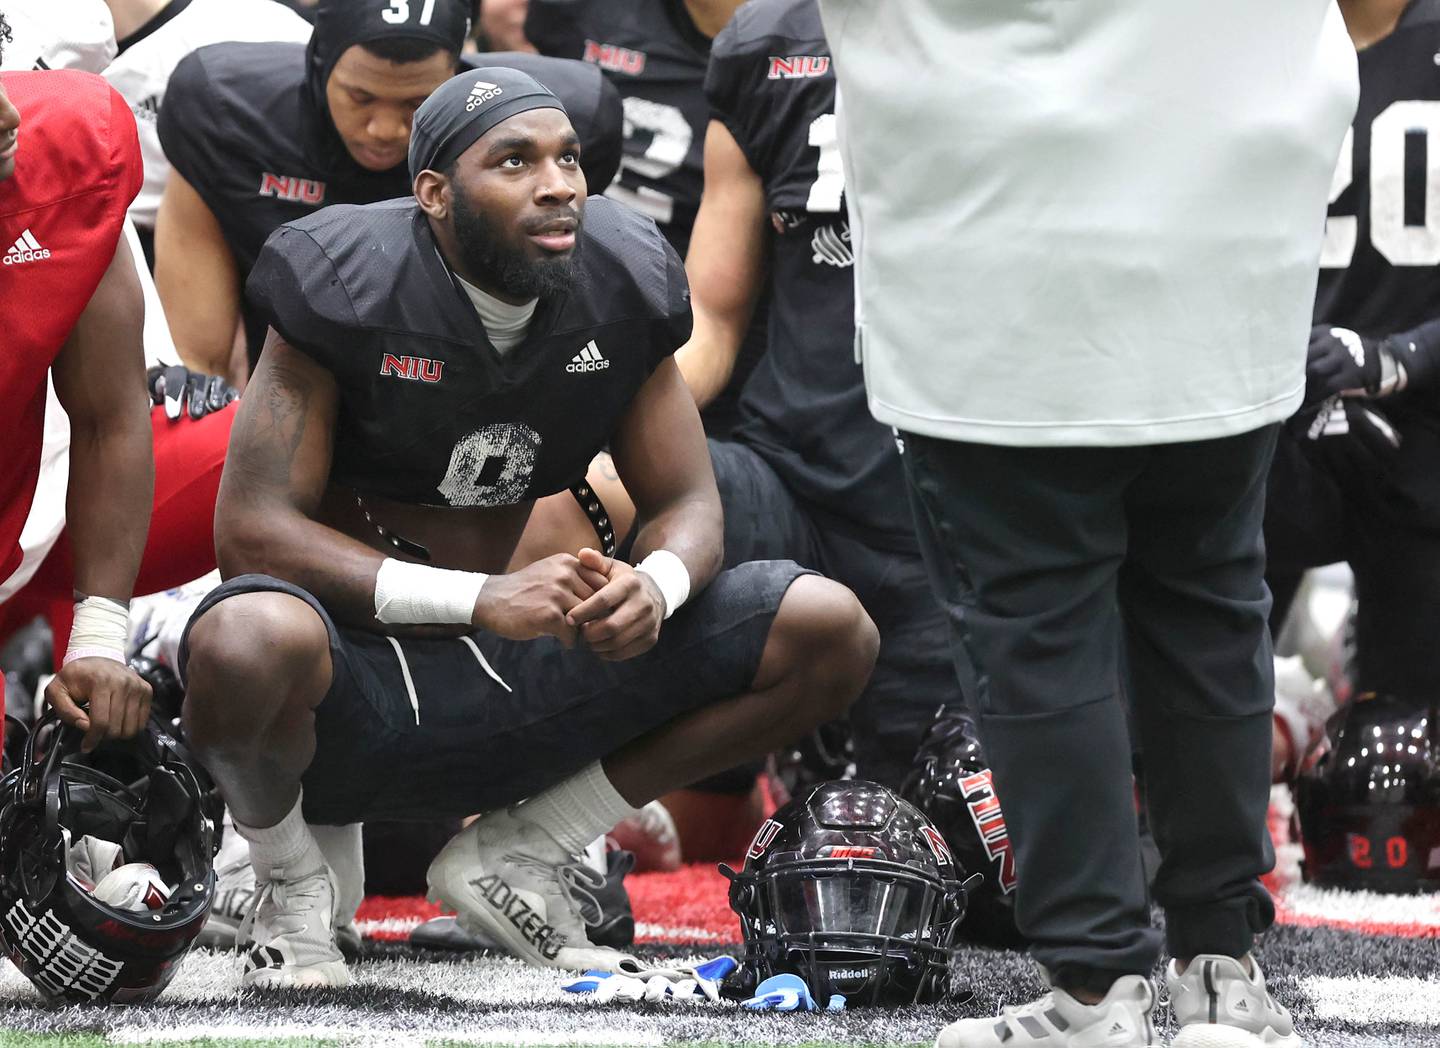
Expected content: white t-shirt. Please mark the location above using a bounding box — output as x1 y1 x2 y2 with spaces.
818 0 1359 446
104 0 312 229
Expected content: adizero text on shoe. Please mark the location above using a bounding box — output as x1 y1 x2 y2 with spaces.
238 862 350 989
426 808 641 972
197 829 256 951
935 975 1160 1048
1168 955 1303 1048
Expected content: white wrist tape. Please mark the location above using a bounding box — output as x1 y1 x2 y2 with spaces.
64 596 129 666
374 558 488 625
635 550 691 621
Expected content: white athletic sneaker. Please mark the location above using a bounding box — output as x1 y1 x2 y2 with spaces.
426 807 642 973
1167 955 1302 1048
238 858 350 989
311 822 365 959
200 829 362 957
935 975 1160 1048
607 800 682 872
197 826 257 950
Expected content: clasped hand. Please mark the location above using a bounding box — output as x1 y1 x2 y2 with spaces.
474 547 665 660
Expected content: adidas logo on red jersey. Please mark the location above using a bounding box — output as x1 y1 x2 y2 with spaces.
4 229 50 265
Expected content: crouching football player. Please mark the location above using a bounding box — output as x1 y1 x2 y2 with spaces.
178 68 878 989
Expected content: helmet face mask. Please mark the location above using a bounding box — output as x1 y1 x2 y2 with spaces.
1295 694 1440 893
0 714 216 1003
724 780 974 1007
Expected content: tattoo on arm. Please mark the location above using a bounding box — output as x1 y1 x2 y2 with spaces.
230 358 312 496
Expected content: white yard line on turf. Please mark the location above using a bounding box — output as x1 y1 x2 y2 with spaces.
1300 975 1440 1026
107 1025 665 1046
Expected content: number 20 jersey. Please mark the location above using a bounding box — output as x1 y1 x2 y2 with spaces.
1316 0 1440 336
245 196 691 508
1313 0 1440 516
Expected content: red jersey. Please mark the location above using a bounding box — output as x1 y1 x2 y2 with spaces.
0 71 142 587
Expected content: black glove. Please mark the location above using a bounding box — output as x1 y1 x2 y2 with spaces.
1304 325 1405 406
146 364 239 420
1294 394 1402 476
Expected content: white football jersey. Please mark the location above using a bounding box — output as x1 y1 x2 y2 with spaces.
103 0 312 229
819 0 1360 447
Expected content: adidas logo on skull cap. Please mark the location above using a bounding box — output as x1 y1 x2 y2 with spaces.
409 67 566 179
466 80 502 112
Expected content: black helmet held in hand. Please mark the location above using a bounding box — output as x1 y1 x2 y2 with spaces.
0 712 216 1003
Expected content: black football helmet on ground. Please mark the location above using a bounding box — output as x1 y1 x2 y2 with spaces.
0 711 216 1002
1294 693 1440 893
901 707 1025 947
722 779 978 1007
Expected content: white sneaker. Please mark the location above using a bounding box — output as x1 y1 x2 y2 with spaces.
607 800 682 872
311 822 365 959
197 823 257 950
935 975 1160 1048
1167 955 1302 1048
426 807 642 973
238 857 350 989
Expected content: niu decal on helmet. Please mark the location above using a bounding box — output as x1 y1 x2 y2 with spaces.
0 711 217 1003
721 779 981 1007
901 706 1025 947
1294 693 1440 893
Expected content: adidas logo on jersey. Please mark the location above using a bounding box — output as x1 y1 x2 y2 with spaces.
466 80 502 111
3 229 50 265
566 340 609 373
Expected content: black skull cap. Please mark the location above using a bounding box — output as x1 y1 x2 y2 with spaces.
409 67 567 180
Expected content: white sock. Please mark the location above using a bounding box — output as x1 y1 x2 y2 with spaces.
234 792 322 880
516 762 640 857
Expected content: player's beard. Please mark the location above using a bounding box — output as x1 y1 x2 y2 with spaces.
451 190 583 301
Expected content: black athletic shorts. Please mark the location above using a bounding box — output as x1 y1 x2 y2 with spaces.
709 440 965 788
177 560 811 824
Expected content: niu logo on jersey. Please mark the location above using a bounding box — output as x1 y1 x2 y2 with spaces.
767 55 830 79
582 39 646 75
380 353 445 383
258 172 326 205
959 769 1018 893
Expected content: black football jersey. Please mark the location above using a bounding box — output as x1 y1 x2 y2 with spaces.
527 0 711 256
707 0 911 547
245 196 690 507
1313 0 1440 514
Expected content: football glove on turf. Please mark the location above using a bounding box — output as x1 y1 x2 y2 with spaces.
1304 326 1408 406
147 364 239 421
